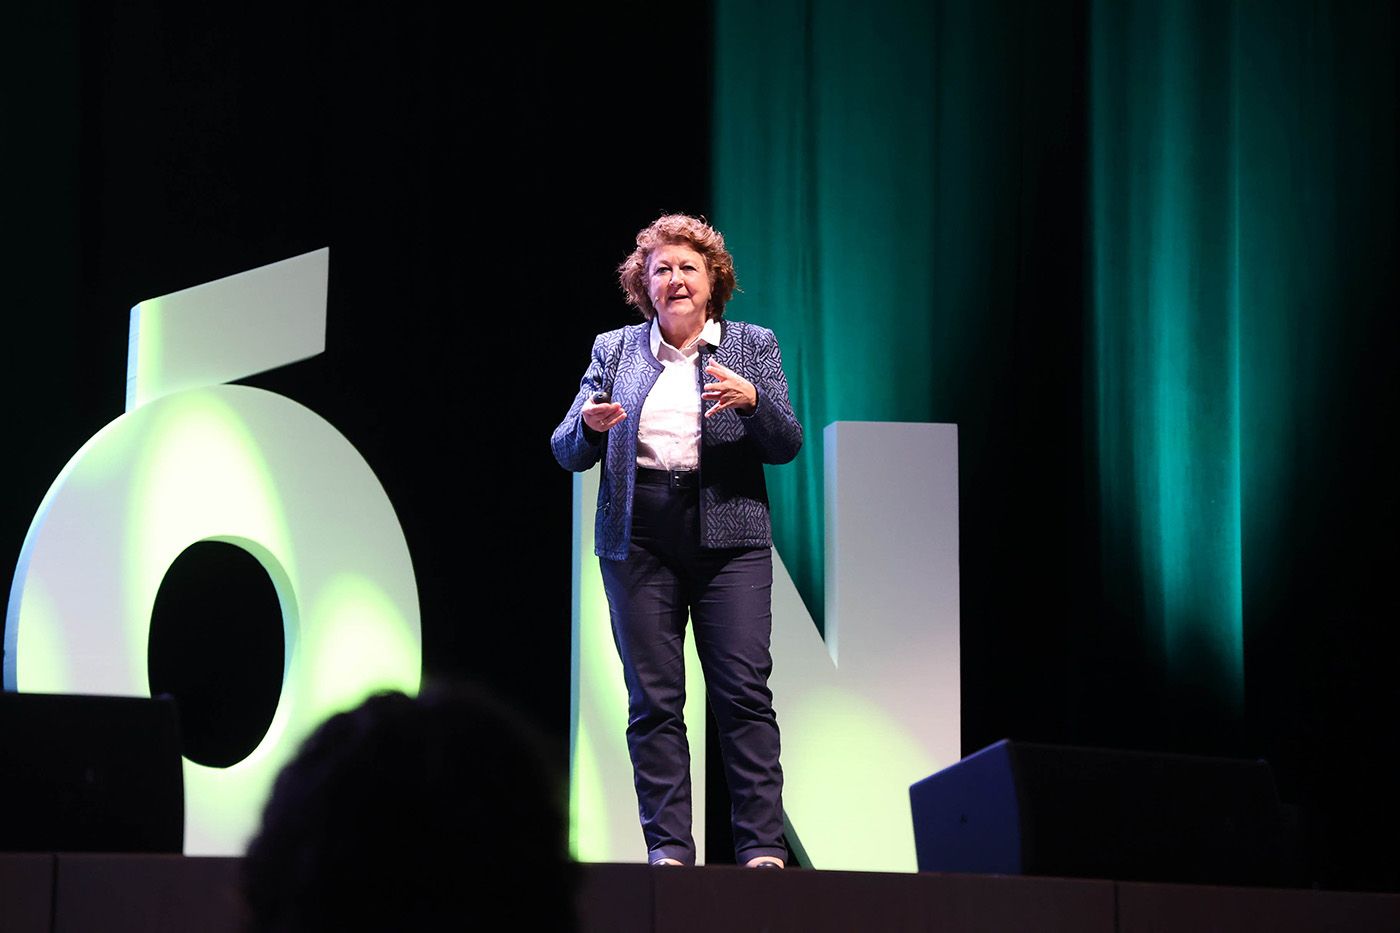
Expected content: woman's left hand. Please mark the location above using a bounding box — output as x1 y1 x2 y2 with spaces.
703 361 757 417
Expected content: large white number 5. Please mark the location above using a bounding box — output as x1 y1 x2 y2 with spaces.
4 249 421 856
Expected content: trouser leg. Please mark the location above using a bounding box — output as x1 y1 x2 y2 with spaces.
599 483 696 864
687 546 787 864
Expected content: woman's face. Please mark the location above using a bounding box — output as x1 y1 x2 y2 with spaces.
647 243 711 324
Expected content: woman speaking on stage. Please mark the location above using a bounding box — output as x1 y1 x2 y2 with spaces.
551 214 802 869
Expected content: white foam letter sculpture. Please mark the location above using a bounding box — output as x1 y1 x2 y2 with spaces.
570 421 959 870
4 249 422 856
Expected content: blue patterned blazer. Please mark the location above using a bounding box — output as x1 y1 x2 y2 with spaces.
552 319 803 561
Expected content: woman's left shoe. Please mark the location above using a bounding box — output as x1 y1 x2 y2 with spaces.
744 856 785 869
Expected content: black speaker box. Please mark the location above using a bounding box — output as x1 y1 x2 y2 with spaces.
0 692 184 852
910 739 1302 886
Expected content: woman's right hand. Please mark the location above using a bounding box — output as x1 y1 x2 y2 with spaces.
582 398 627 433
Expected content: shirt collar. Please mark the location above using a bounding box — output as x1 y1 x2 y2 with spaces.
650 317 723 357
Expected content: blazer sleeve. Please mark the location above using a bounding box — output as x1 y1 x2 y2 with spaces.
551 334 609 472
738 326 804 465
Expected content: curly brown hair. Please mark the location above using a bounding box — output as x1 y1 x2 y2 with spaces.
618 214 738 321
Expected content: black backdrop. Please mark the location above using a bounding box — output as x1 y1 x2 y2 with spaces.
4 1 1397 888
5 1 710 732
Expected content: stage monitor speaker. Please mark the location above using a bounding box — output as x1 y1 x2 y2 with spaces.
0 692 184 853
910 739 1301 886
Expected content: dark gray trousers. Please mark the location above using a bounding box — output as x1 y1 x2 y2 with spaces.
600 471 786 866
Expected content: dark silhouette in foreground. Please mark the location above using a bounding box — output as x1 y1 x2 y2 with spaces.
244 684 575 931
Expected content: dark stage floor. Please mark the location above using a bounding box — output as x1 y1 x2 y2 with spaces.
3 855 1398 932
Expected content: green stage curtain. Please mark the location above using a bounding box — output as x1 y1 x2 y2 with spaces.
713 0 1396 746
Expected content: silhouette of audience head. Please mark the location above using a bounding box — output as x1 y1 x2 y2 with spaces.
243 682 574 931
